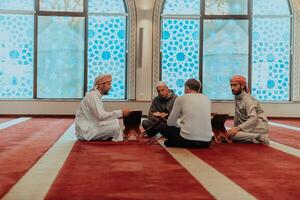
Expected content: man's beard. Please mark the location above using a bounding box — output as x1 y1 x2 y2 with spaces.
102 90 109 95
232 88 242 95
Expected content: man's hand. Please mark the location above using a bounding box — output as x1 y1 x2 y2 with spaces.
159 112 169 119
122 108 131 117
152 112 161 117
226 127 240 138
153 112 168 119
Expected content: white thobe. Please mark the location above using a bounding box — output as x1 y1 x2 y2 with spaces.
75 89 123 141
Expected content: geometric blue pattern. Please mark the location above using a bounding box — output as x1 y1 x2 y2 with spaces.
88 16 126 99
40 0 83 12
163 0 200 15
203 20 248 100
37 16 85 98
161 19 200 96
0 0 34 11
0 0 128 100
0 14 34 99
161 0 292 101
253 0 290 16
205 0 247 15
252 18 291 101
252 0 291 101
89 0 125 13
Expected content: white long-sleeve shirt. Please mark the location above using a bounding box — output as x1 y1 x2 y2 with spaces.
75 89 123 141
167 93 213 142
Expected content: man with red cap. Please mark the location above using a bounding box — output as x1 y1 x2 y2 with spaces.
226 75 269 144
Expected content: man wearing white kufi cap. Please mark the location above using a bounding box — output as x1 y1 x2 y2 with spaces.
142 81 177 132
75 74 130 141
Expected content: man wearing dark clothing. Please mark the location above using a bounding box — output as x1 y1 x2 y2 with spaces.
146 79 213 148
142 81 177 130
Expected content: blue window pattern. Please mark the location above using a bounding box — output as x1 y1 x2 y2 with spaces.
252 18 290 101
0 14 34 98
203 20 248 100
163 0 200 15
161 19 200 96
205 0 247 15
37 16 85 98
89 0 125 13
0 0 34 11
88 16 126 99
40 0 83 12
253 0 290 15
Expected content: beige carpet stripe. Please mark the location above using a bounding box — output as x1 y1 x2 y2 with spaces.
269 122 300 131
158 139 256 200
267 122 300 156
2 123 76 200
225 125 300 157
269 141 300 157
0 117 31 130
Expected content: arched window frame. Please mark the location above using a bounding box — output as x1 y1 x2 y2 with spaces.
0 0 137 100
153 0 295 101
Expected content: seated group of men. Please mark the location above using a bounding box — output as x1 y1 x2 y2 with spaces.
74 74 269 148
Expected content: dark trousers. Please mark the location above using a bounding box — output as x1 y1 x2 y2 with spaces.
152 122 212 148
142 119 157 130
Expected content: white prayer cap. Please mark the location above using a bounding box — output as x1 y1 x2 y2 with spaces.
93 74 112 89
155 81 167 88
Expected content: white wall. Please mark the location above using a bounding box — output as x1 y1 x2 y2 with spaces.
135 0 155 100
0 100 299 117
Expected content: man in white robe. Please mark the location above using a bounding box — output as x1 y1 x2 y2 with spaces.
75 74 130 141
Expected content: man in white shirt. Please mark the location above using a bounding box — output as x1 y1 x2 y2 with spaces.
148 78 213 148
75 74 130 141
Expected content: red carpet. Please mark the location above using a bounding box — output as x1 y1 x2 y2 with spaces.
190 144 300 199
271 119 300 128
45 142 214 200
224 120 234 127
225 119 300 129
0 117 15 124
0 118 74 198
225 119 300 149
268 126 300 149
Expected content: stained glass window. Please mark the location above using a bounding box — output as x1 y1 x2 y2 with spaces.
88 16 126 99
89 0 125 13
0 0 128 100
161 19 200 96
205 0 247 15
163 0 200 15
160 0 292 101
87 0 127 100
0 14 34 98
40 0 84 12
253 0 290 15
203 20 248 100
252 0 291 101
0 0 34 11
37 16 85 98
